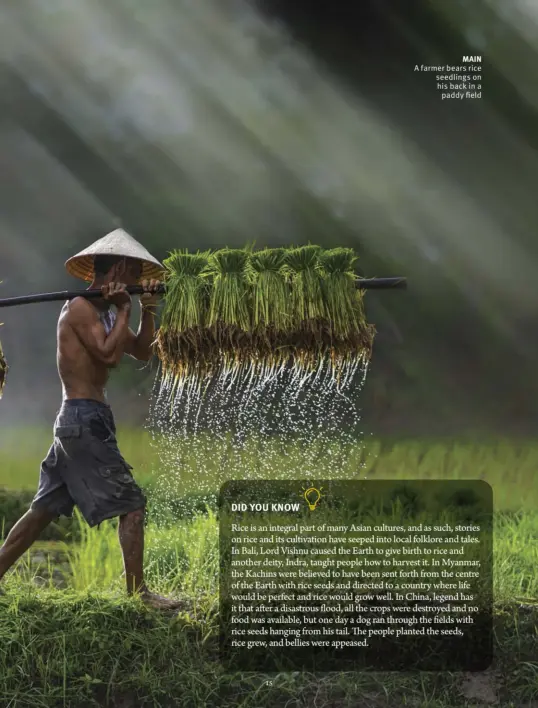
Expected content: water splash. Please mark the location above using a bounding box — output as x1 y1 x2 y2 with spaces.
146 356 373 521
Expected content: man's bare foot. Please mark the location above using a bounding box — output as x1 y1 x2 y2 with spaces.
138 589 190 611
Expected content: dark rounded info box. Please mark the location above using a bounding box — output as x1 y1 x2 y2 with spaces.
219 479 493 672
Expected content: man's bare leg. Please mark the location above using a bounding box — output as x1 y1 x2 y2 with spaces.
0 507 57 581
118 507 185 610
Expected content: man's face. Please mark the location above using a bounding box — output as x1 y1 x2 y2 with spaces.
111 258 143 285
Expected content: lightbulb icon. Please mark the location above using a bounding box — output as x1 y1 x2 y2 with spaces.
303 486 324 511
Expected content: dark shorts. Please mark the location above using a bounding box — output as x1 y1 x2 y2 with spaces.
31 399 146 528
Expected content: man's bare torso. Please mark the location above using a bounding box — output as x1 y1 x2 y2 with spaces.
57 300 110 402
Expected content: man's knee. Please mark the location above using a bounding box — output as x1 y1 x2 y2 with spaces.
120 506 145 524
29 506 58 525
2 506 56 543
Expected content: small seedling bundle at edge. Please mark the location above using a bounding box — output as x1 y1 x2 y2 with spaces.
0 281 6 399
0 332 6 399
154 245 375 389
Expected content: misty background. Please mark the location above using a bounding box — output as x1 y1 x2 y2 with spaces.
0 0 537 437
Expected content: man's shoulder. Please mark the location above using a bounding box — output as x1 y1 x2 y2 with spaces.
64 297 98 322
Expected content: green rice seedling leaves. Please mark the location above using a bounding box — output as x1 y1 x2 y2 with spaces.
249 248 289 331
205 248 252 332
247 247 293 370
284 245 326 325
152 245 375 382
0 331 6 400
160 250 210 333
319 247 362 337
317 248 376 366
0 281 6 399
283 245 328 369
157 250 212 383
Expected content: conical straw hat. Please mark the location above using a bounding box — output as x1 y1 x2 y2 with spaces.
65 229 164 282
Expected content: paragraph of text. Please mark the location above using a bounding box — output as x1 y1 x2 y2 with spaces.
220 480 493 672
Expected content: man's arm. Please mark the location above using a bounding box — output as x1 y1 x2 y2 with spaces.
124 279 161 362
68 297 131 367
124 305 155 362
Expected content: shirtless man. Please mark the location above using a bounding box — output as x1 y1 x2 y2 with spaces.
0 250 183 610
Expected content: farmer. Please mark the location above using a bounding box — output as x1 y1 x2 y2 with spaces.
0 229 183 610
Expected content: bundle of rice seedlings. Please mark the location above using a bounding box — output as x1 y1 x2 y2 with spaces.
205 248 252 367
284 245 325 324
155 250 211 388
249 247 291 368
249 247 289 330
318 248 376 373
319 248 360 336
319 247 375 363
283 245 327 368
0 280 6 399
153 244 376 390
0 328 6 400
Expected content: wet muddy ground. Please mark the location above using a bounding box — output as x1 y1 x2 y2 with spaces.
20 541 71 588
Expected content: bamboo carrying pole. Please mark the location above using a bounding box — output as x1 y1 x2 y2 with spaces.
0 278 406 308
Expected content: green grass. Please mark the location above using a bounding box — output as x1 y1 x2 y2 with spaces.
0 582 219 708
66 508 218 596
0 426 157 492
0 510 537 707
2 428 538 511
0 430 537 706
